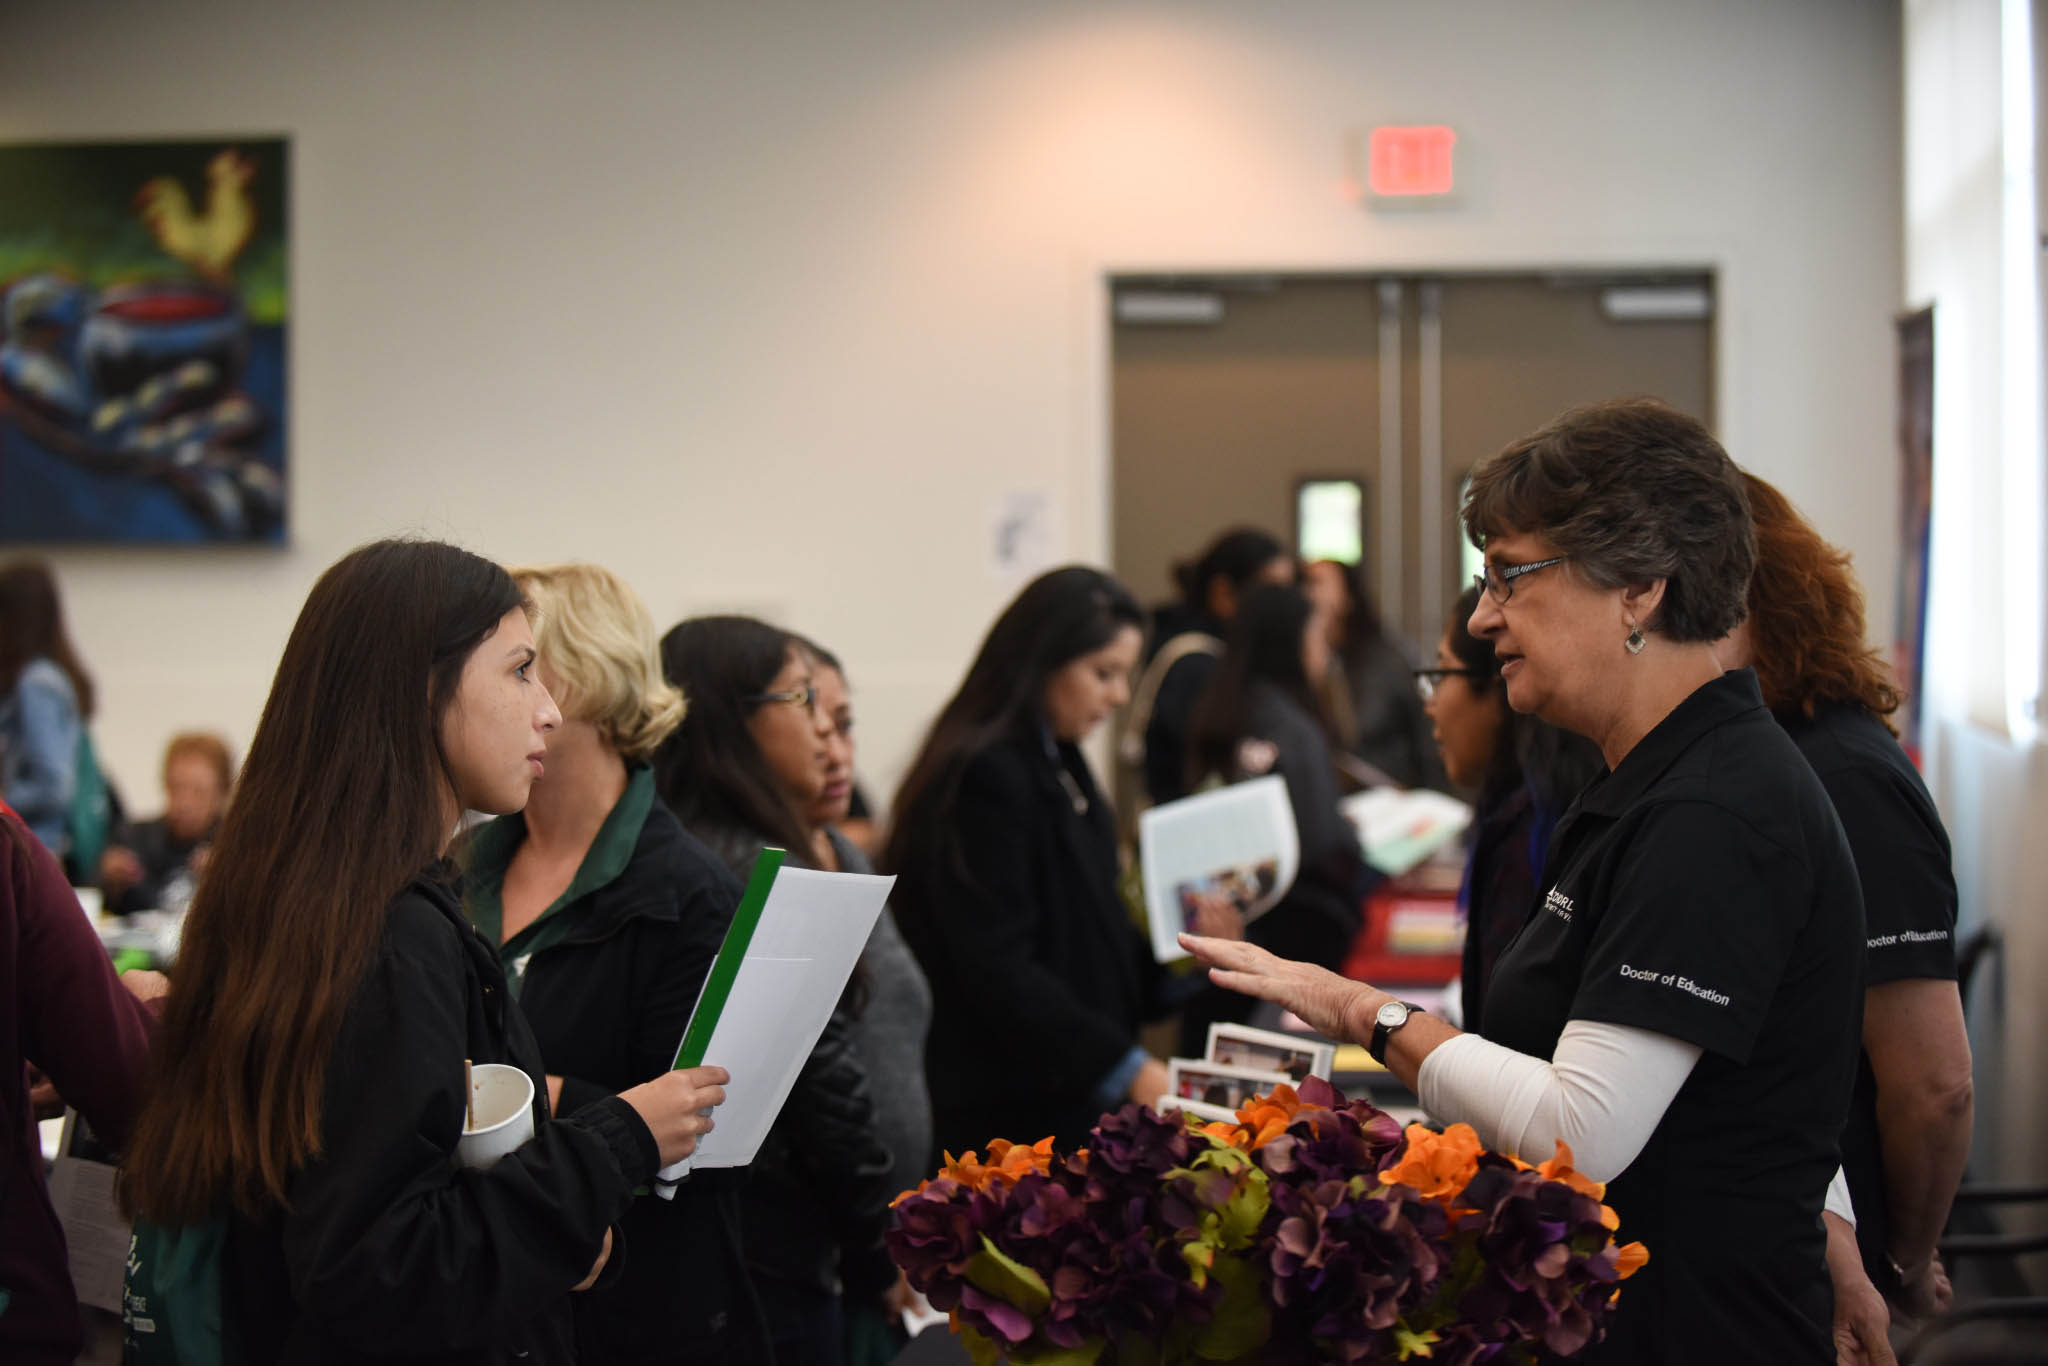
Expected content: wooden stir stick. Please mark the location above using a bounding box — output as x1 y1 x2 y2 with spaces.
463 1058 476 1130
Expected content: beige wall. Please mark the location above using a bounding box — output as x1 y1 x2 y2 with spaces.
1 1 1902 822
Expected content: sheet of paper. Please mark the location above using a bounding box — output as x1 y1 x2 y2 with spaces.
1139 775 1299 963
665 865 894 1172
48 1154 128 1313
1340 787 1473 877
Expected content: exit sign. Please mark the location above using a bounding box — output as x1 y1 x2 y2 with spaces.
1368 125 1457 197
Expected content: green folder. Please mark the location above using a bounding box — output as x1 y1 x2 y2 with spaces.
671 846 785 1070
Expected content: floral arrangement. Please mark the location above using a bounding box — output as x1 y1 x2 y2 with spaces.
887 1078 1648 1365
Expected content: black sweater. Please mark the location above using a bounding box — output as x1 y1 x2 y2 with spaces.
225 869 657 1364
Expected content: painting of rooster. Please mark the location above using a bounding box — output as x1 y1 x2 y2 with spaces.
0 138 288 543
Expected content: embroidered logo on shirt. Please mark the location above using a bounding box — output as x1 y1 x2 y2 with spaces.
1542 887 1575 922
1618 963 1732 1006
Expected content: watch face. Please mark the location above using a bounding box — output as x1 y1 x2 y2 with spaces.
1375 1000 1409 1028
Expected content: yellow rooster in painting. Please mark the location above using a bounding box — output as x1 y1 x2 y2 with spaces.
134 149 257 285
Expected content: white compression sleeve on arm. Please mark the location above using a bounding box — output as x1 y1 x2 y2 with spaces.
1416 1019 1702 1183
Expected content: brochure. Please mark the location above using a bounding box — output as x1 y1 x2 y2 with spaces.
1138 775 1300 963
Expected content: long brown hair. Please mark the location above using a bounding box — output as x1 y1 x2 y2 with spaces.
122 540 525 1223
0 558 96 716
1739 472 1903 733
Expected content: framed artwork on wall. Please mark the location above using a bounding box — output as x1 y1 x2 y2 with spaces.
0 137 289 544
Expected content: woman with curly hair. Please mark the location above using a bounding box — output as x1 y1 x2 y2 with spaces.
1721 472 1972 1334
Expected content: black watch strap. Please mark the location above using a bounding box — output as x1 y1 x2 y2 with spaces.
1368 1000 1425 1065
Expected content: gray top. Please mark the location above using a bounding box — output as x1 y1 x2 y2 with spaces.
829 828 935 1200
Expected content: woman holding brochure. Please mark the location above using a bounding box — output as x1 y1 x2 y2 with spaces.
656 614 895 1366
1180 583 1372 1051
459 563 768 1363
887 566 1202 1159
1183 401 1865 1365
121 540 727 1366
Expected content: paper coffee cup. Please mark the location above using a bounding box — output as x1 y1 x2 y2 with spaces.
455 1063 536 1170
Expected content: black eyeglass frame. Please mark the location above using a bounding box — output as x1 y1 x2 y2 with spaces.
1412 666 1483 701
1473 554 1569 603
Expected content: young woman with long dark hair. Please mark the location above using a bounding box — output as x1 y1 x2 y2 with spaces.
1302 557 1446 790
887 566 1189 1156
1179 583 1371 1050
655 615 896 1366
121 539 726 1365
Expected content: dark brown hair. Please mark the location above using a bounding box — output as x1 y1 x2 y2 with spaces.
884 566 1142 898
1461 398 1755 643
653 615 817 860
123 540 525 1223
1187 584 1324 787
0 558 96 717
1739 471 1903 733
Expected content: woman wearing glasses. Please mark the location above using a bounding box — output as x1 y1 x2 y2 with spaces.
1186 399 1865 1364
655 617 895 1366
1417 584 1601 1032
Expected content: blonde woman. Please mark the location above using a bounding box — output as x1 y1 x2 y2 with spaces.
463 563 767 1364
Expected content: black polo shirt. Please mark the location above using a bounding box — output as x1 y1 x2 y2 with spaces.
1783 702 1958 1293
1483 670 1864 1366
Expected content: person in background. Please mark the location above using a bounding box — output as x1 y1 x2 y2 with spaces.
1303 557 1447 791
1721 471 1973 1345
1 799 161 1365
100 731 234 916
1419 584 1603 1032
0 559 94 860
1186 399 1866 1364
1180 583 1370 1052
120 540 726 1364
798 636 933 1366
888 567 1206 1156
1129 529 1295 807
460 564 766 1363
656 615 896 1366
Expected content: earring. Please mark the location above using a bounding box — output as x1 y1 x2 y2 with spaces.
1625 625 1647 655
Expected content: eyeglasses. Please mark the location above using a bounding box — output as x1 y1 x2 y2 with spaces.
1414 667 1482 702
1473 555 1569 603
746 683 818 714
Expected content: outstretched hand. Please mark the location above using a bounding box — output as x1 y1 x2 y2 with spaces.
1178 933 1373 1043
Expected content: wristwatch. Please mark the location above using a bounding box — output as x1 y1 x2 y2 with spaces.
1368 999 1425 1066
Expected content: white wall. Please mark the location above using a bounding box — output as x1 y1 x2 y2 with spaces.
1906 0 2048 1195
1 0 1902 822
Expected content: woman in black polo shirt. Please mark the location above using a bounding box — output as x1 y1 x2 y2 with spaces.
1723 472 1972 1326
1186 399 1865 1366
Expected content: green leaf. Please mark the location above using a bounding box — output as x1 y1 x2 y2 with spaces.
959 1325 1006 1366
1192 1253 1271 1360
1215 1170 1271 1249
967 1235 1051 1316
1394 1324 1442 1359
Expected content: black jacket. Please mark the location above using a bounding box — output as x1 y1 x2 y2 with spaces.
894 728 1172 1156
489 800 771 1364
226 868 658 1364
688 822 899 1305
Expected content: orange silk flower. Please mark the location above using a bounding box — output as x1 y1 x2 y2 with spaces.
1378 1122 1483 1203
